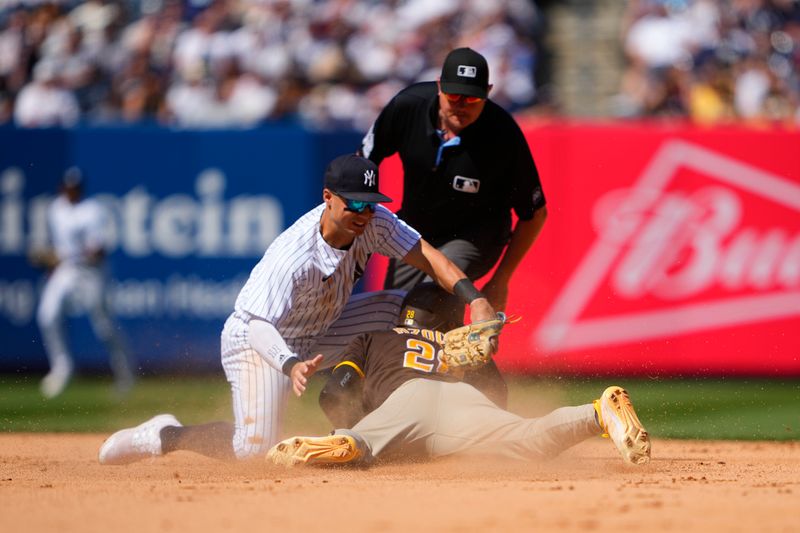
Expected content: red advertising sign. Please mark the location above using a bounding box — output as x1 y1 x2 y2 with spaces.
366 122 800 376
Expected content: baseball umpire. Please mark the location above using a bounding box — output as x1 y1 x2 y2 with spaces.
360 47 548 408
33 167 135 398
98 154 498 465
267 283 651 467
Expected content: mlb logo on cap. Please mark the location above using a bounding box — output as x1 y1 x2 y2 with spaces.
440 48 490 99
457 65 477 78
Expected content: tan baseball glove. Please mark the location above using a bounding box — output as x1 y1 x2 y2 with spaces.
442 312 508 370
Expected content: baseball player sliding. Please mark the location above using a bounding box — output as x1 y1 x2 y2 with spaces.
34 167 135 399
267 283 651 467
98 154 497 464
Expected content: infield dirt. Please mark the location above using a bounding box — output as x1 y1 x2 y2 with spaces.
1 434 798 532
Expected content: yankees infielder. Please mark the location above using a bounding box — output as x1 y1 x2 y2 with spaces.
98 154 496 464
267 284 651 467
36 167 135 398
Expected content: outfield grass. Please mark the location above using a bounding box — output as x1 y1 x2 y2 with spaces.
1 374 798 440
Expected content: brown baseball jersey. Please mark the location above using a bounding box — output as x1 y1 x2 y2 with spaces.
333 327 458 413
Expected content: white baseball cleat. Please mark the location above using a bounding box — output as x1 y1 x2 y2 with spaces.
40 359 74 399
595 386 651 465
267 435 362 467
98 414 182 465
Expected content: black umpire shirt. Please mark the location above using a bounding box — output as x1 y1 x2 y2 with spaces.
361 81 546 248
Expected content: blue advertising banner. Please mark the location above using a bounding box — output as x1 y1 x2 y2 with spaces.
0 125 362 374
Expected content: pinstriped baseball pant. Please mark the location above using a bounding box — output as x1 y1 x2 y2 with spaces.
221 290 405 458
337 379 601 462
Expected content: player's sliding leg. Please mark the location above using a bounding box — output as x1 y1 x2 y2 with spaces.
98 414 183 464
594 385 651 465
267 434 363 467
160 422 236 460
430 381 651 465
222 318 292 458
99 417 238 464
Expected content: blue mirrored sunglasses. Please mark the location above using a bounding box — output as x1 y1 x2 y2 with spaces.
338 195 377 213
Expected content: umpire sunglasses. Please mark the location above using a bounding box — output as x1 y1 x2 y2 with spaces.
443 92 484 105
334 193 378 213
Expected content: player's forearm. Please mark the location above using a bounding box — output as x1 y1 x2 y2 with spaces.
403 240 495 320
247 318 300 374
492 207 547 283
403 239 466 292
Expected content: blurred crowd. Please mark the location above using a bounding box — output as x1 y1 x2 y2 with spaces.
3 0 799 129
616 0 800 125
0 0 542 129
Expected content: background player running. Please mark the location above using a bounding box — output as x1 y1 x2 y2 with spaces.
267 283 651 467
98 154 497 464
33 167 135 399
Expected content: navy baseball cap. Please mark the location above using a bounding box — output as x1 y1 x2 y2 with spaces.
324 154 392 203
61 166 85 188
440 48 490 99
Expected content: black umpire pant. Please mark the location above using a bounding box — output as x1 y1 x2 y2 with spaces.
384 238 509 408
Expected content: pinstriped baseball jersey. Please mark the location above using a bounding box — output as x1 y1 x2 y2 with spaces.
234 203 419 367
48 196 109 264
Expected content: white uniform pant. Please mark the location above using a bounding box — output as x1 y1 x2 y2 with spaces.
337 379 600 462
36 263 130 378
221 290 405 458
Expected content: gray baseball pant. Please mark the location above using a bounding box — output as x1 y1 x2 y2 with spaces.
336 378 601 462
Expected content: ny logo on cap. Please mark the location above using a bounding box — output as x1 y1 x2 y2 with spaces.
364 169 376 187
457 65 477 78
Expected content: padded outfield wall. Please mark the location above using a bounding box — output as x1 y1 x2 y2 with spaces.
1 122 798 376
0 125 362 373
366 121 800 377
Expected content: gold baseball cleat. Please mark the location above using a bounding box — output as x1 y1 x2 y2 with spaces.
267 434 362 467
594 386 651 465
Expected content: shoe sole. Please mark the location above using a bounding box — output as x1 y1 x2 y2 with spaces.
601 386 651 465
267 435 360 467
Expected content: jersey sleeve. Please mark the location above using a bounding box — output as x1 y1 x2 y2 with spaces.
335 333 369 376
508 122 546 221
361 94 402 164
369 205 420 259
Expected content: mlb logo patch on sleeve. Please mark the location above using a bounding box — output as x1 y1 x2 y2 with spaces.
453 176 480 193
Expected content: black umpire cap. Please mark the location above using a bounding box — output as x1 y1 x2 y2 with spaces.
324 154 392 203
439 48 490 99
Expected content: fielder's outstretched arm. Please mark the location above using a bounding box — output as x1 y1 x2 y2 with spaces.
402 239 495 322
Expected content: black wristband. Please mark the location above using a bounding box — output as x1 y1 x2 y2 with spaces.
453 278 484 305
281 356 300 377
